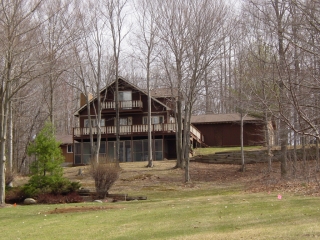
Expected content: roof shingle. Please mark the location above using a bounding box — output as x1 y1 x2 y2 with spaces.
191 113 261 124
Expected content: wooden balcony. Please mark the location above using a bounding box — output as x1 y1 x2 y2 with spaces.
102 100 143 111
73 123 204 143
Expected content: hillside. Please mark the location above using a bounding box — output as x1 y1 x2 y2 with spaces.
63 160 320 197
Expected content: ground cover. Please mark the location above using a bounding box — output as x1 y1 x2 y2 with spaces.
2 156 320 239
1 188 320 239
193 146 264 156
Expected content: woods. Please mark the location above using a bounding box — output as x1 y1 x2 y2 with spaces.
1 0 320 204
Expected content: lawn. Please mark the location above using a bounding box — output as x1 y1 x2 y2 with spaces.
193 146 264 156
2 160 320 239
1 190 320 239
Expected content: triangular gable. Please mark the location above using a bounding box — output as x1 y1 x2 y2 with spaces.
74 76 172 116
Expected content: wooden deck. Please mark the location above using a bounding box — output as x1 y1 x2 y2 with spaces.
101 100 143 111
73 123 204 143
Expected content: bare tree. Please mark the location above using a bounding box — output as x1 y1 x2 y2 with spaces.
38 0 74 127
0 0 44 204
156 0 230 181
133 0 159 167
103 0 129 163
245 0 293 178
70 0 113 163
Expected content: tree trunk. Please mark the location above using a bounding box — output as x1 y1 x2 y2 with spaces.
264 111 272 172
147 79 153 167
240 112 245 172
316 138 319 171
7 100 13 187
175 98 184 169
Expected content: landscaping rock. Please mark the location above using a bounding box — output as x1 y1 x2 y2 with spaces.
94 200 103 203
24 198 37 205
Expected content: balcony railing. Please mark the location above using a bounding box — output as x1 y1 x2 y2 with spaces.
102 100 143 110
73 123 203 142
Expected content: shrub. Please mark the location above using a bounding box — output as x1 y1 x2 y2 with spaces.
22 175 81 198
27 122 64 177
5 187 25 204
90 160 121 198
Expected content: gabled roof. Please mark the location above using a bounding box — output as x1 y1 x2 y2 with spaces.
150 88 178 98
191 113 262 124
74 76 172 116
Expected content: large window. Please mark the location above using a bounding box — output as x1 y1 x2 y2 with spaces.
116 117 132 126
106 139 163 162
120 118 127 125
118 91 132 109
118 91 132 101
74 141 106 165
133 139 163 161
143 116 164 125
84 119 105 127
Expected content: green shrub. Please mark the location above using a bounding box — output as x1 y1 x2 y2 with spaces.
27 121 64 177
23 122 81 199
22 175 81 198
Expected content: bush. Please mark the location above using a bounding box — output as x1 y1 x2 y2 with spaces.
22 175 81 198
90 160 121 198
5 187 25 204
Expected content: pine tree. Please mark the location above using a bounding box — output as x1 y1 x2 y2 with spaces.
27 122 64 177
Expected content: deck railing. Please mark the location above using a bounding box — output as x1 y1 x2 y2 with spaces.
73 123 202 141
102 100 143 110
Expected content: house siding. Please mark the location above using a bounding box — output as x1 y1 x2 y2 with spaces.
73 77 203 165
193 122 264 147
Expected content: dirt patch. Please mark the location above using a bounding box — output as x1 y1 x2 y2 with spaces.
48 205 121 214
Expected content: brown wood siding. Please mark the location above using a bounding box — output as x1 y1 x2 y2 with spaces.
140 94 167 112
193 122 264 147
60 145 73 163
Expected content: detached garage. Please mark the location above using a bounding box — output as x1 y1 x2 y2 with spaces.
191 114 270 147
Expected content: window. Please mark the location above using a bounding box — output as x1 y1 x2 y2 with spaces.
117 117 132 126
84 119 105 127
118 91 132 109
67 144 73 153
120 118 127 125
143 116 164 125
118 91 132 101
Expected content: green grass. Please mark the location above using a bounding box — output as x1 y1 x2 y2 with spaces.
1 189 320 239
194 146 263 156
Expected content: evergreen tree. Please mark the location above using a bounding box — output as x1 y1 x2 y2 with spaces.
27 122 64 177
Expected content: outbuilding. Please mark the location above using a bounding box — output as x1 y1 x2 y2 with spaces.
191 113 272 147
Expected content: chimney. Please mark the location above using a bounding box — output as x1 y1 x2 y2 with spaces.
80 92 93 108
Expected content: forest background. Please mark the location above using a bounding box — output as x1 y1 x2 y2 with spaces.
0 0 320 204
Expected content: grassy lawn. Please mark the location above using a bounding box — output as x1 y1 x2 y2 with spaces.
194 146 264 156
2 159 320 240
1 189 320 239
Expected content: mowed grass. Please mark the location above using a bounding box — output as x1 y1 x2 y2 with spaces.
1 189 320 239
2 159 320 239
194 146 264 156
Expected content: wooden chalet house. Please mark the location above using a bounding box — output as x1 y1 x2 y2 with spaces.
73 77 203 165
